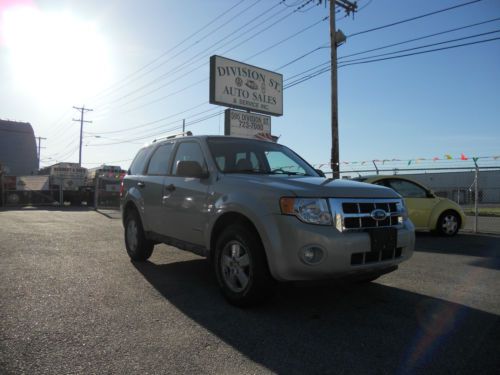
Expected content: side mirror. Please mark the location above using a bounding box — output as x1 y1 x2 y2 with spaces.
176 160 208 179
315 169 326 178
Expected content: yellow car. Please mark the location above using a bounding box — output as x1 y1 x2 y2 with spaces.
356 176 466 236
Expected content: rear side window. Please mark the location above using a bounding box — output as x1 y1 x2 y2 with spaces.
129 148 149 175
147 143 174 175
387 179 427 198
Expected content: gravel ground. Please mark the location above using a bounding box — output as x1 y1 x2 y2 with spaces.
0 208 499 375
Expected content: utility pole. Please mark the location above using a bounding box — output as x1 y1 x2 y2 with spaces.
72 106 93 167
473 157 479 233
323 0 356 178
36 136 47 169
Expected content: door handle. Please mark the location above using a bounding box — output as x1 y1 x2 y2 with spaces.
165 184 176 192
137 181 145 188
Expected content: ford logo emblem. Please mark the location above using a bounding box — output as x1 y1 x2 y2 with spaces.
371 209 388 221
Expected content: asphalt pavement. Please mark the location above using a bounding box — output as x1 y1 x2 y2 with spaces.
0 208 499 374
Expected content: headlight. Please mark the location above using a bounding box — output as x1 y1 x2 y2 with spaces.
280 197 332 225
396 199 408 222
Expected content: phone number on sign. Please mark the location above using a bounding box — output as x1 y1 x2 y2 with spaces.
238 122 264 130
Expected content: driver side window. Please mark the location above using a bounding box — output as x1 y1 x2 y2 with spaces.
172 142 206 176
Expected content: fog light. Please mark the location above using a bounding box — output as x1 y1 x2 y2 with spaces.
299 246 325 265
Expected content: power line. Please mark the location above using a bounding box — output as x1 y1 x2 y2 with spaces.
45 137 81 159
275 45 328 70
97 3 293 110
246 15 329 61
347 0 484 38
116 78 208 113
88 12 330 139
284 35 500 88
338 16 500 60
339 28 500 64
91 0 485 115
93 0 317 116
86 108 224 146
47 142 81 163
117 11 327 113
282 21 500 86
357 0 374 12
89 0 249 101
95 4 325 118
338 35 500 67
277 7 498 78
86 101 210 135
90 0 284 108
89 106 218 140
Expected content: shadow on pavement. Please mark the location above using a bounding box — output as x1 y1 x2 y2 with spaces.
415 233 500 259
133 259 499 374
95 209 121 219
0 206 93 212
416 233 500 270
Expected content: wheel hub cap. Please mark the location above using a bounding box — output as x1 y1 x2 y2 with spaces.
442 215 458 234
221 241 250 293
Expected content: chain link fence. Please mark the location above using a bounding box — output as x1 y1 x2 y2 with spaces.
0 175 92 207
0 173 121 209
92 175 121 209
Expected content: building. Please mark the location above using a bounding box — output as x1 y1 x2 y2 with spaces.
0 119 38 175
402 170 500 205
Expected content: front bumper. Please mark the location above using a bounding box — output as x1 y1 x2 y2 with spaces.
262 215 415 282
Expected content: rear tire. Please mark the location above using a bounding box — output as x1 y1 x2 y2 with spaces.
124 209 154 261
214 224 274 307
437 211 460 236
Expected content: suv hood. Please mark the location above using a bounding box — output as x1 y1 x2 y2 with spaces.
225 175 400 199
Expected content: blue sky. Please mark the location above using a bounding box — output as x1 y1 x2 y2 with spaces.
1 0 499 171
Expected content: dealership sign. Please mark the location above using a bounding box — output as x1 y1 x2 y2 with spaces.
225 109 273 139
210 55 283 116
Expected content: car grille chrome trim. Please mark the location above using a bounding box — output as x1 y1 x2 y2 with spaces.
328 198 404 231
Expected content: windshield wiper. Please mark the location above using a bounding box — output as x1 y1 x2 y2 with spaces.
224 169 268 174
268 169 304 176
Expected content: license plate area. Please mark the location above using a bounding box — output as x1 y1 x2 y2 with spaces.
369 227 397 252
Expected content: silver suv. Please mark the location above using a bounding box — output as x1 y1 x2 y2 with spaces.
121 135 415 306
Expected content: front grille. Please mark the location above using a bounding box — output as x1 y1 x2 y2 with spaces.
329 198 404 231
351 247 403 265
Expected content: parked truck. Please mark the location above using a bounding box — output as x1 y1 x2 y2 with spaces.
84 165 125 207
39 162 87 205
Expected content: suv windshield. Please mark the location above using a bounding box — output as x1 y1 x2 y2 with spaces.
207 137 318 176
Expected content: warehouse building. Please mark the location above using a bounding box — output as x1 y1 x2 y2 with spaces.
0 119 38 176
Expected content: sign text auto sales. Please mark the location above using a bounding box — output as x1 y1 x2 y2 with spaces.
210 55 283 116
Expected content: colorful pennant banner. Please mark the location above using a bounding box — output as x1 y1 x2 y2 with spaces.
316 154 499 169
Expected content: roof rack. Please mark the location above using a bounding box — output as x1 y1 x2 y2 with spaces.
152 131 192 143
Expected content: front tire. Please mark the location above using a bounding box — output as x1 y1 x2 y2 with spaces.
214 224 274 307
124 209 154 261
437 211 460 236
